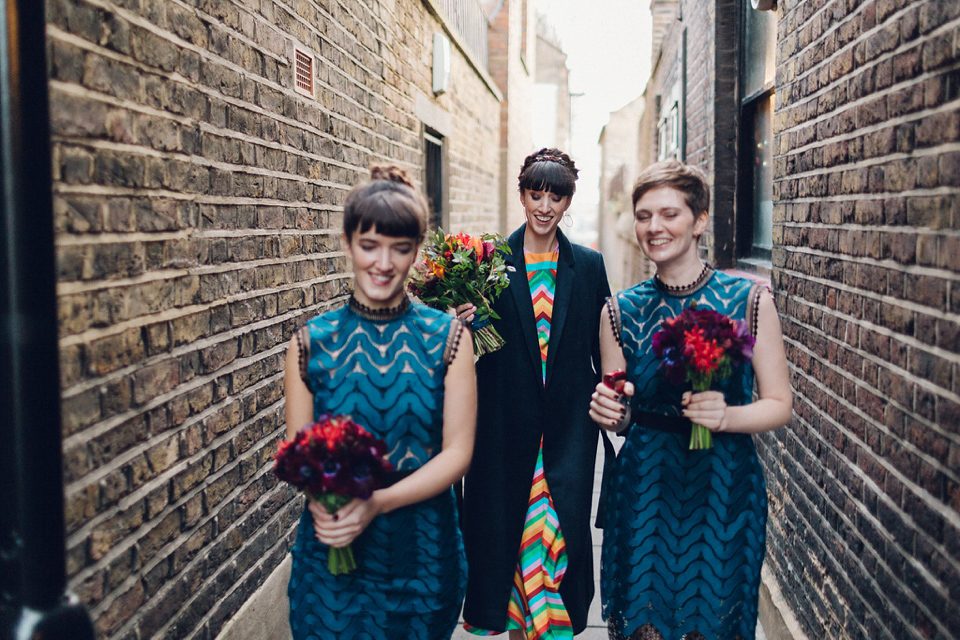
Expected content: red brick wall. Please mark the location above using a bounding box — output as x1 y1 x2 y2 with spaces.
758 0 960 637
48 0 499 637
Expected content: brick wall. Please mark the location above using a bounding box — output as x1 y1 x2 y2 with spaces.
758 0 960 637
47 0 499 637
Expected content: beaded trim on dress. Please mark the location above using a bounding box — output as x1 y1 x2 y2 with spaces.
348 294 411 321
653 264 714 297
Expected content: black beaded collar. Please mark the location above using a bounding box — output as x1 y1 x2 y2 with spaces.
653 263 714 297
348 294 411 321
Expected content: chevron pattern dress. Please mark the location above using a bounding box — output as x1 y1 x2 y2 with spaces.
601 268 766 640
287 296 467 640
465 245 572 639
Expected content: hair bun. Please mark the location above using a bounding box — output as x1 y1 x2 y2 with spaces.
370 165 415 189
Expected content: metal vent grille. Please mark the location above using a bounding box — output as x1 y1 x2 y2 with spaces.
295 49 313 96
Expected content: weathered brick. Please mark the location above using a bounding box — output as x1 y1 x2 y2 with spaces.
95 579 145 637
90 502 145 561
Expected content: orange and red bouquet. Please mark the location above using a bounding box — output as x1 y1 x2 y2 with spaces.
652 305 755 449
407 229 512 356
273 414 393 574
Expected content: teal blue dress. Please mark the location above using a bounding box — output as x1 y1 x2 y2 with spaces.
600 267 767 640
287 296 467 640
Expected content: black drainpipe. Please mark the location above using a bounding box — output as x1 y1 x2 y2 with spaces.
0 0 94 637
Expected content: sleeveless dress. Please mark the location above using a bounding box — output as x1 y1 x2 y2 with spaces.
600 267 767 640
287 296 467 640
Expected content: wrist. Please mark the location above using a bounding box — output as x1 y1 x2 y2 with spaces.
370 489 390 516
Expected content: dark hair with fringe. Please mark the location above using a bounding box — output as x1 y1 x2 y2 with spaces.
343 165 428 242
631 159 710 215
517 147 579 197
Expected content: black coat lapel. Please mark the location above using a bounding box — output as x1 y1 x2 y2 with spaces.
506 225 543 383
544 229 576 387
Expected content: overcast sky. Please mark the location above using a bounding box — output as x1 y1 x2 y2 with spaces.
535 0 653 245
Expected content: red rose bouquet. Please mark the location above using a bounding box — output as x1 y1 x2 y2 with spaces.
273 414 394 574
651 305 756 449
407 229 513 356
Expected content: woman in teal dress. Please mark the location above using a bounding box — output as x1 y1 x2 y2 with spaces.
283 166 477 639
589 160 792 640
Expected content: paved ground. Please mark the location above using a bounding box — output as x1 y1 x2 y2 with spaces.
452 442 768 640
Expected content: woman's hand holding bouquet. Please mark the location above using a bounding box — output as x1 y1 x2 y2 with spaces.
652 305 756 449
274 414 393 574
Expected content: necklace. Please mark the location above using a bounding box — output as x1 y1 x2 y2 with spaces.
348 294 411 321
654 263 713 295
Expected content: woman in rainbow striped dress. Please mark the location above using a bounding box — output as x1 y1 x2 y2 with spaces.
457 148 610 639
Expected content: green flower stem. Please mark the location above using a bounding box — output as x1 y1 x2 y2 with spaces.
473 325 506 356
314 493 358 575
688 374 714 450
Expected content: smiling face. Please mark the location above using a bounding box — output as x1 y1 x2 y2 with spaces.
633 186 708 268
345 229 419 309
520 188 571 248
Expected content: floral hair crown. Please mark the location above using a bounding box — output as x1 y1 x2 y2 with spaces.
533 154 566 166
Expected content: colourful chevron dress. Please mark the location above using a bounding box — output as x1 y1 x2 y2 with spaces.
600 267 767 640
466 246 573 639
287 296 467 640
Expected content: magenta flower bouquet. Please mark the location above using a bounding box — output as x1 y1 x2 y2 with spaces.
273 414 394 574
652 305 755 449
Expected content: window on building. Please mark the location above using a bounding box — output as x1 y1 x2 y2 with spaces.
423 130 446 230
658 98 680 161
737 3 776 262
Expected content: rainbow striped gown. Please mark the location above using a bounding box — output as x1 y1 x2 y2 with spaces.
466 246 573 639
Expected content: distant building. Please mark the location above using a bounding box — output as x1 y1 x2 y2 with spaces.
485 0 537 233
598 95 646 291
532 17 572 153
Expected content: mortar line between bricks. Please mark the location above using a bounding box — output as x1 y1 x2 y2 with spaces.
48 2 286 69
775 135 960 166
779 294 960 389
772 146 960 181
61 347 286 441
779 2 960 91
777 279 960 332
59 297 321 405
69 452 289 620
767 415 942 639
186 500 301 639
774 216 960 230
774 248 960 285
51 181 352 210
785 334 960 479
62 378 286 513
50 122 371 189
47 38 421 167
153 497 302 640
66 404 286 557
784 0 955 77
98 453 293 639
55 227 339 247
57 265 347 319
785 399 959 609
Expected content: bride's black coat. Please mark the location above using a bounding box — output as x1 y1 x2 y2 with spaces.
461 225 610 633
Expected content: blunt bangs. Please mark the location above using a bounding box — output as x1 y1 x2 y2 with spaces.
343 182 426 241
518 161 576 197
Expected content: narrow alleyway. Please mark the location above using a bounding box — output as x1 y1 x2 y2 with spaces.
452 443 769 640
